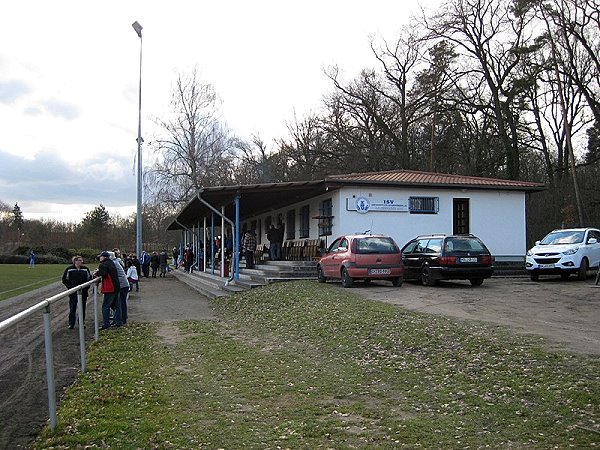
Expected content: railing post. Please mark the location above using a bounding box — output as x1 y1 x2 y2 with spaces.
93 284 99 342
77 291 86 372
43 306 57 431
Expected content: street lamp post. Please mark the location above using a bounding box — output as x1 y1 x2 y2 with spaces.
132 21 143 258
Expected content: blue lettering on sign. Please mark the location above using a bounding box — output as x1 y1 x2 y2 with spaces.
383 199 394 205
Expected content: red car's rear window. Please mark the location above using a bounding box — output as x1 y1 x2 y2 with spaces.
354 237 400 254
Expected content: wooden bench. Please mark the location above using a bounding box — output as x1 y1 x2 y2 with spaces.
279 239 324 261
303 239 324 260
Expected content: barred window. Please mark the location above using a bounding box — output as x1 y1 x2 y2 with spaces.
299 205 310 238
286 209 296 240
318 199 333 236
409 196 439 214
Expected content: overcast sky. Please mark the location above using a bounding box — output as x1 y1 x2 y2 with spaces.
0 0 436 223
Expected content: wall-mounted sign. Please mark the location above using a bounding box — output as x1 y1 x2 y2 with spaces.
346 197 409 213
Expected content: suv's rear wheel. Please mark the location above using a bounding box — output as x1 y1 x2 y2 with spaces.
341 268 354 288
578 258 589 281
421 266 436 286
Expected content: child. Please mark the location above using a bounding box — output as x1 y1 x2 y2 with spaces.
126 261 139 292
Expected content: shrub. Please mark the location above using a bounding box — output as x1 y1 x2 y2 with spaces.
0 254 68 264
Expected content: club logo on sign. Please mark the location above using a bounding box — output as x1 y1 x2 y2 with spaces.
355 197 371 214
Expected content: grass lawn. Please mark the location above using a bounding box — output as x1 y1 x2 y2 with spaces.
0 264 67 301
35 281 600 448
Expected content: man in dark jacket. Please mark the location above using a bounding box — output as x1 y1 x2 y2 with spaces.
140 250 150 278
93 251 121 330
62 255 92 329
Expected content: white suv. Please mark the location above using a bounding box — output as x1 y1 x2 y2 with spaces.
526 227 600 281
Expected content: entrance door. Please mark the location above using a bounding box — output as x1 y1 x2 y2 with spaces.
453 198 470 235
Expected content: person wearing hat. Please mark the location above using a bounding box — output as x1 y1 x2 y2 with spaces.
92 251 122 330
109 251 129 326
62 255 92 329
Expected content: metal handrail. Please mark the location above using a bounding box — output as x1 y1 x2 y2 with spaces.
0 278 97 331
0 277 101 431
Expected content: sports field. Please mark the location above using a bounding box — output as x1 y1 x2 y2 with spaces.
0 265 66 301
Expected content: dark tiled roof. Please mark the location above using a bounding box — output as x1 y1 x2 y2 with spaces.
326 170 545 191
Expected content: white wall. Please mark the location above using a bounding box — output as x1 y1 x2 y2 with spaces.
240 186 527 259
334 187 526 258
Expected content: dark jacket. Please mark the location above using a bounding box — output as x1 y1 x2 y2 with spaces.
97 259 120 293
62 265 92 293
150 253 160 269
131 257 141 276
276 224 285 244
159 251 168 265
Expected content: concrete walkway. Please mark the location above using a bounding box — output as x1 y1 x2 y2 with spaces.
127 271 215 322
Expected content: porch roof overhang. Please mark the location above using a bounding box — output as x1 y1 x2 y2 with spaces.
167 180 331 230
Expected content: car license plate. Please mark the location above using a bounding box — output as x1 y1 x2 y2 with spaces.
369 268 391 275
539 264 555 269
460 257 477 263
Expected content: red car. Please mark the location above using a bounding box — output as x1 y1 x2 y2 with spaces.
317 234 404 287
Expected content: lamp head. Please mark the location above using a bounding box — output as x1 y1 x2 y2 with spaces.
132 21 143 38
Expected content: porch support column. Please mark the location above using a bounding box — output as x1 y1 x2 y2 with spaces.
235 194 240 281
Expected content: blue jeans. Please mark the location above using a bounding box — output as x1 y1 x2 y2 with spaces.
102 293 118 328
271 243 282 261
115 287 129 325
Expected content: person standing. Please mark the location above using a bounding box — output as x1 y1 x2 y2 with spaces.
150 251 160 278
62 255 92 329
28 249 36 268
110 252 129 326
159 249 168 277
130 253 141 278
93 251 121 330
185 246 195 273
267 224 277 261
112 248 125 269
273 222 285 261
126 260 139 292
243 230 257 269
172 246 180 270
140 250 150 278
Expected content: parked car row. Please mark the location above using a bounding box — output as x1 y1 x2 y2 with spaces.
317 233 494 288
317 227 600 288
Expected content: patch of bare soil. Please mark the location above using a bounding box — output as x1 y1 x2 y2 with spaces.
353 275 600 356
0 272 214 450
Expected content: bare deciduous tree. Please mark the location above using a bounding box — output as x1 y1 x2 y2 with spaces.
146 69 235 210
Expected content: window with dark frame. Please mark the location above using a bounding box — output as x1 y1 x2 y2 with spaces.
286 209 296 240
318 198 333 236
409 196 439 214
299 205 310 238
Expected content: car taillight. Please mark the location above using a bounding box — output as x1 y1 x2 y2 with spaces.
480 255 493 265
440 256 456 265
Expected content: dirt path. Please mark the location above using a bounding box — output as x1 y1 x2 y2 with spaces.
0 272 213 450
353 276 600 356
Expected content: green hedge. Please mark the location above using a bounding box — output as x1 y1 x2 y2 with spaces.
10 246 101 263
0 254 68 264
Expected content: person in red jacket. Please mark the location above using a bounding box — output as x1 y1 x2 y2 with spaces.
92 251 121 330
